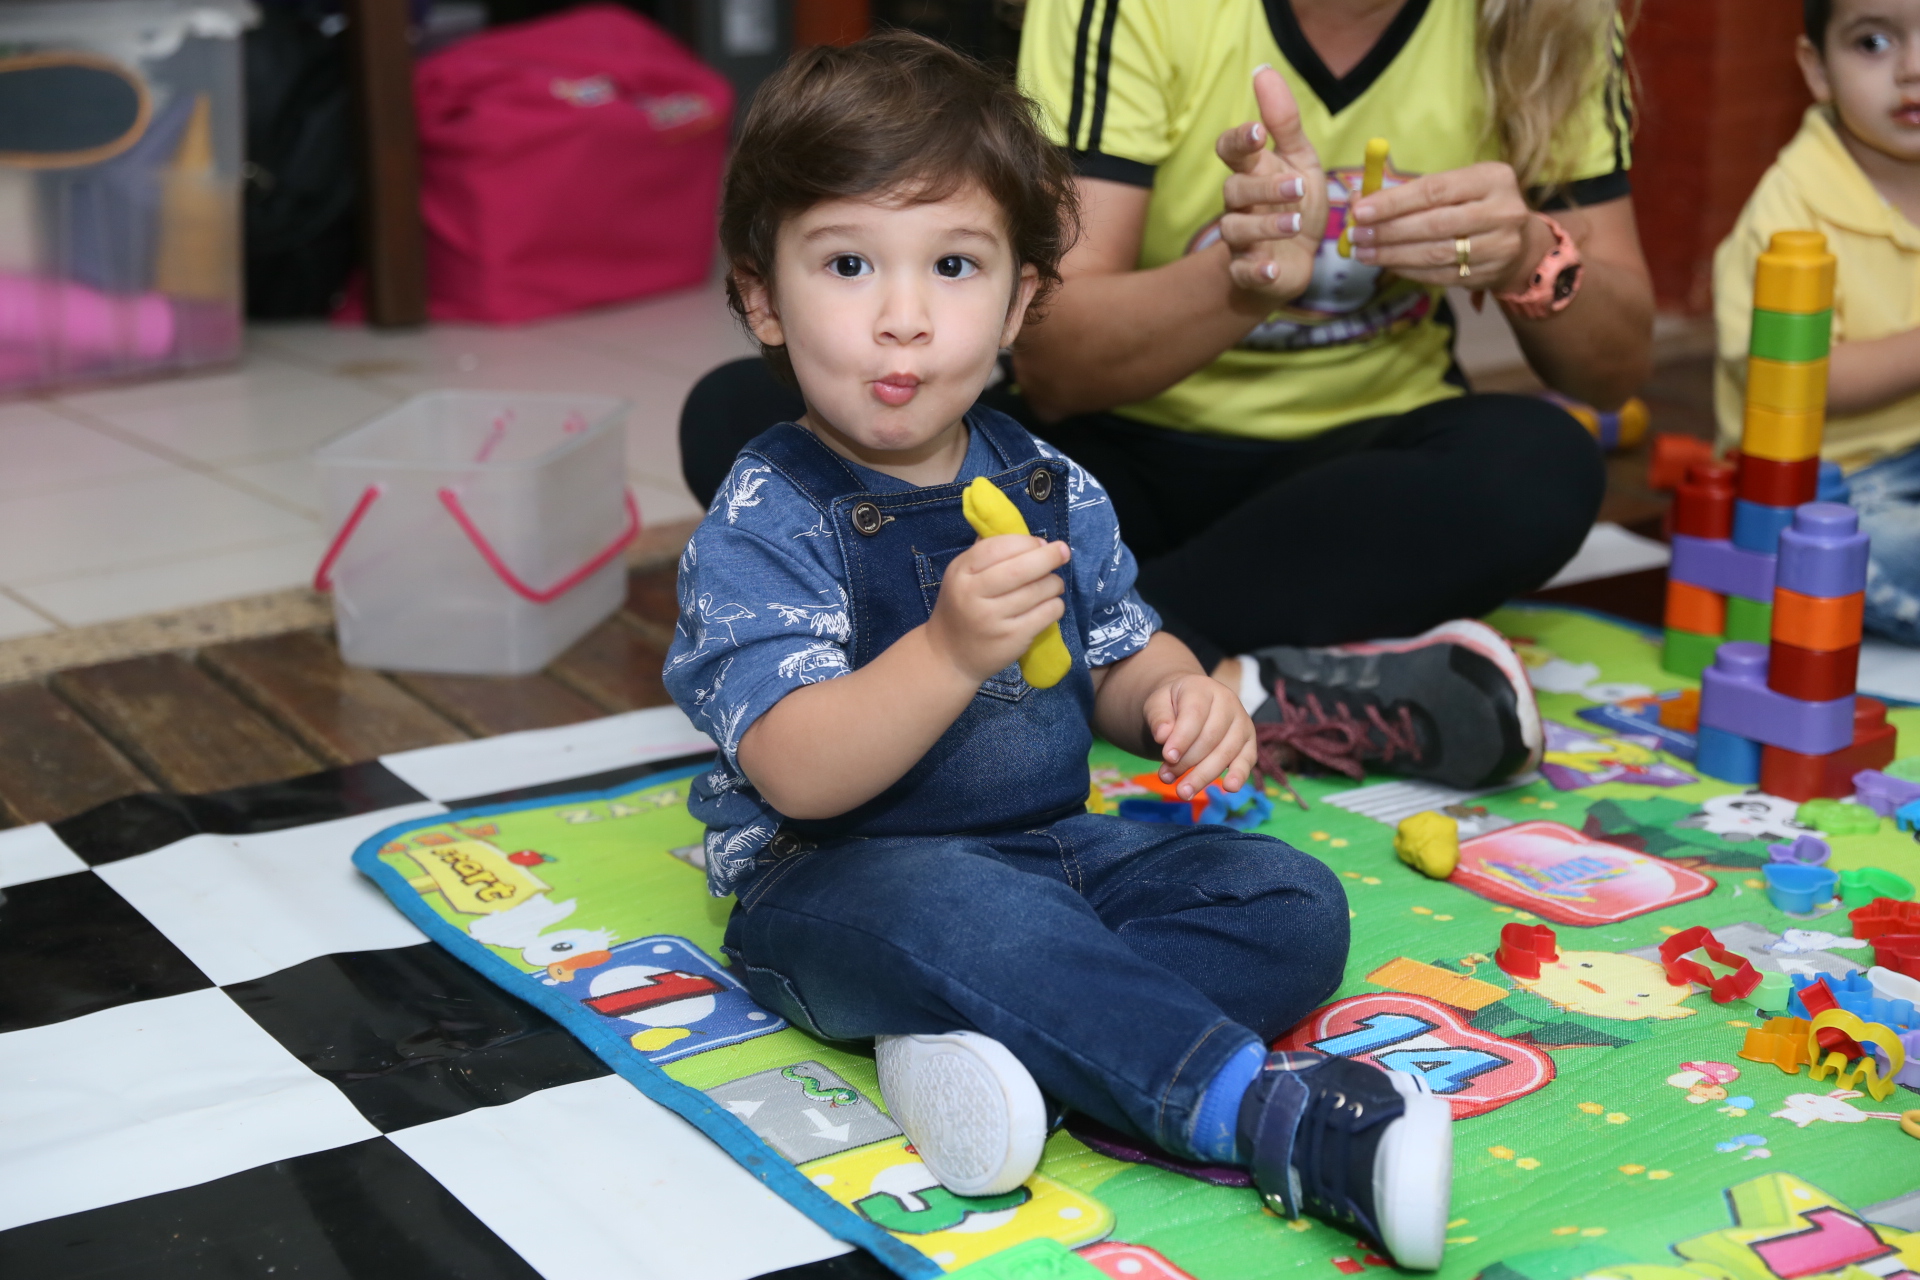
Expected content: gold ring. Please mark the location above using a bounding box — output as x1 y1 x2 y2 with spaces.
1455 237 1472 279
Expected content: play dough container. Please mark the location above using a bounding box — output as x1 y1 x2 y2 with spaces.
1765 862 1840 914
315 391 636 675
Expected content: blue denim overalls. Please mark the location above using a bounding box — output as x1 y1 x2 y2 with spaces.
720 410 1351 1161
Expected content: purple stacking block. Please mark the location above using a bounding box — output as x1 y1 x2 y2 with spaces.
1777 503 1869 599
1668 535 1776 601
1698 641 1855 755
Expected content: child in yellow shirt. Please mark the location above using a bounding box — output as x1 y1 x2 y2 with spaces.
1715 0 1920 642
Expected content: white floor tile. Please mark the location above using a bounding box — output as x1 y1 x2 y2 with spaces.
0 469 317 585
539 280 756 379
0 987 380 1231
93 802 445 986
1541 522 1671 589
0 401 179 497
223 454 323 517
82 379 401 467
0 824 87 889
0 589 56 640
382 706 711 802
53 349 342 420
628 473 704 529
12 535 327 627
391 1075 851 1280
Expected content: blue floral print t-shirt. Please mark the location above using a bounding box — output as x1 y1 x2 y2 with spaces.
663 413 1160 896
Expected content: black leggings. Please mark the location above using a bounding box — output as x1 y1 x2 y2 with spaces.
679 358 1605 669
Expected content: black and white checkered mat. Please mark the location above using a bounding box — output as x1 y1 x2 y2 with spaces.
0 707 890 1280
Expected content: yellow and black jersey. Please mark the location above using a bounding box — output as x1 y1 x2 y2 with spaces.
1018 0 1632 440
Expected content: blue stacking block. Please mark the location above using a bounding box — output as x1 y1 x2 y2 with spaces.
1817 461 1851 504
1696 723 1762 784
1733 500 1797 554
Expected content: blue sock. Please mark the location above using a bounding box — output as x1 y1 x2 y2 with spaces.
1189 1041 1265 1164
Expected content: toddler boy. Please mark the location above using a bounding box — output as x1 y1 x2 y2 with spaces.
664 33 1452 1267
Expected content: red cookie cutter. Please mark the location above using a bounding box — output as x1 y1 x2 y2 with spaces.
1495 923 1560 979
1791 977 1867 1057
1658 925 1762 1003
1850 897 1920 941
1872 934 1920 981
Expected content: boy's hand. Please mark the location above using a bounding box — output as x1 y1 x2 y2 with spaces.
1145 673 1258 800
925 534 1070 684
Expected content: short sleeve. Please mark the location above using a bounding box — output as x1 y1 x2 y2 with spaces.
1019 0 1176 186
1033 439 1161 665
1537 14 1634 207
663 463 854 766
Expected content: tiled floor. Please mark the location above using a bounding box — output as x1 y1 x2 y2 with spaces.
0 275 1698 642
0 276 753 641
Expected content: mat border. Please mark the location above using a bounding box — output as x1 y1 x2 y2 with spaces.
350 765 942 1280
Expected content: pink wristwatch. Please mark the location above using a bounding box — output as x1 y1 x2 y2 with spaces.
1496 214 1582 320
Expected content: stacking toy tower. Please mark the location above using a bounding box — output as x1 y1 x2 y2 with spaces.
1680 232 1895 800
1663 231 1840 680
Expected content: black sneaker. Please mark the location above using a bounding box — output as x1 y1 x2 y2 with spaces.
1238 1050 1453 1270
1245 619 1542 791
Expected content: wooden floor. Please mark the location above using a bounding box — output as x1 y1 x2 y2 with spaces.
0 355 1720 830
0 562 682 828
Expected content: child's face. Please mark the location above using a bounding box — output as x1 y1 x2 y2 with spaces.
1800 0 1920 164
739 183 1039 468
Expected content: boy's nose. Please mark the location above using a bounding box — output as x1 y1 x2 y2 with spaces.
875 280 933 345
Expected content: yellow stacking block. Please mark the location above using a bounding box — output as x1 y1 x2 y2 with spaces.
1753 230 1836 315
1746 355 1828 414
1742 403 1824 461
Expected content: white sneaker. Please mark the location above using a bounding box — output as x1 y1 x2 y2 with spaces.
874 1031 1047 1197
1374 1070 1454 1270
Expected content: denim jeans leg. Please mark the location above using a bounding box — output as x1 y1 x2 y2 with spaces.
1848 445 1920 645
723 835 1261 1161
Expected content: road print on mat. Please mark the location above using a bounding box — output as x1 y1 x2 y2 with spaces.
706 1061 902 1162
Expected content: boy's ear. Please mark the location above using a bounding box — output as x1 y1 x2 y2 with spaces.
1796 34 1832 104
735 268 786 348
998 263 1043 351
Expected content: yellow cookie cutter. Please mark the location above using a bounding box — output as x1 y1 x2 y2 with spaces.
1805 1009 1905 1102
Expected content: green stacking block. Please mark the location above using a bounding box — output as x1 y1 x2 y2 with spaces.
1750 307 1832 363
1725 595 1774 643
1662 627 1722 680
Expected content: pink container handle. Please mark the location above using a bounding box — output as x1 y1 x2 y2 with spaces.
313 482 640 604
437 486 640 603
313 483 383 591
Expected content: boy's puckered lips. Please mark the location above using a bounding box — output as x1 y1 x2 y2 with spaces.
1894 101 1920 127
871 372 922 406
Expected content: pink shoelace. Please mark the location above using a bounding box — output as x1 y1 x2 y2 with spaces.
1253 679 1421 800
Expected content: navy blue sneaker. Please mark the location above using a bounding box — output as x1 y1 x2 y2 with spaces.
1237 1050 1453 1269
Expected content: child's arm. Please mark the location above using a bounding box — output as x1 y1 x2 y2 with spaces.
1090 631 1258 801
736 534 1071 819
1827 328 1920 416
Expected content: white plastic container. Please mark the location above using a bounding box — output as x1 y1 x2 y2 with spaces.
315 391 636 675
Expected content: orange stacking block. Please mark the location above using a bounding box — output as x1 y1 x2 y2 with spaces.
1773 587 1865 651
1666 579 1727 634
1747 357 1829 415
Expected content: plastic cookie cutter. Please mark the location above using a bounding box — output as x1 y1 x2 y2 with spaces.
1197 784 1273 831
1839 867 1915 909
1764 862 1840 914
1864 1027 1920 1092
1766 834 1830 865
1849 897 1920 939
1786 971 1919 1035
1739 1016 1816 1072
1495 923 1559 980
1658 925 1762 1003
1874 935 1920 980
1805 1009 1905 1101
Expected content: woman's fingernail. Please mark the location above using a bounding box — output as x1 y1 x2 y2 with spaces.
1351 225 1373 245
1355 246 1376 263
1249 122 1265 144
1262 262 1278 281
1277 212 1301 235
1253 63 1271 76
1283 176 1304 199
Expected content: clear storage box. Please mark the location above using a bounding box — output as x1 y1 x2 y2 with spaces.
0 0 250 393
315 391 637 675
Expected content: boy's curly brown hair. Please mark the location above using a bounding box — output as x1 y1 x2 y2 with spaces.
720 31 1080 386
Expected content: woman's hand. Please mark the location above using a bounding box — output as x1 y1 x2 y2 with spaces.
1214 66 1329 304
1348 161 1549 294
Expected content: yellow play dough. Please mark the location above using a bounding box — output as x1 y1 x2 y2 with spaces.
960 476 1072 689
1394 810 1460 879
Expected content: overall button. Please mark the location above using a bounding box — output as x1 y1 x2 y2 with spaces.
851 501 887 536
1026 469 1053 503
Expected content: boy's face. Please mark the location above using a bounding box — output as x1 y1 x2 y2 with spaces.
1800 0 1920 163
738 183 1039 468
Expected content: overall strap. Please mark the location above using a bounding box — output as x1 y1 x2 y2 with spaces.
737 421 873 512
967 406 1046 472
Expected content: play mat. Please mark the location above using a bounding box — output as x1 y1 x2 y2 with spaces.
354 604 1920 1280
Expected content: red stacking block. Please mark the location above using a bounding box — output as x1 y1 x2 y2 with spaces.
1738 454 1819 508
1650 433 1716 490
1767 639 1860 701
1758 696 1896 801
1673 462 1738 539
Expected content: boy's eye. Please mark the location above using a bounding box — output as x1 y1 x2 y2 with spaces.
935 255 978 279
830 255 870 278
1859 31 1893 53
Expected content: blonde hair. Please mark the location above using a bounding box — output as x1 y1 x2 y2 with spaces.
1477 0 1635 200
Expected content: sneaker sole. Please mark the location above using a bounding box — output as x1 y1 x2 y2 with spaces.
1373 1071 1454 1270
875 1031 1047 1198
1338 619 1544 778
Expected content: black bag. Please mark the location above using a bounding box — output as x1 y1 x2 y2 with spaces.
242 4 357 318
